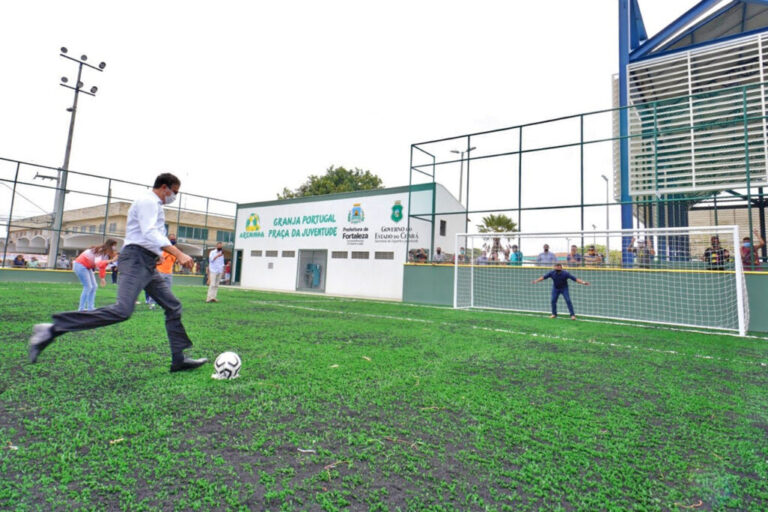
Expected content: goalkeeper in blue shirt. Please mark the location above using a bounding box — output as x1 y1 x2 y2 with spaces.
532 263 590 319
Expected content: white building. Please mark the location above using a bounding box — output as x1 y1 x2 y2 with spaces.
234 183 464 300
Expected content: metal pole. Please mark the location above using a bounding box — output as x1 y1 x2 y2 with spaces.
102 179 112 241
744 87 754 265
465 136 471 236
406 146 414 261
602 174 609 265
759 187 766 262
458 152 464 204
2 163 21 267
48 61 84 268
518 127 523 250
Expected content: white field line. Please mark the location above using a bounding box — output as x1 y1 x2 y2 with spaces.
245 292 768 342
251 300 768 369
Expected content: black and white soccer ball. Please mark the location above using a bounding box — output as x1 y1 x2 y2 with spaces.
212 351 241 380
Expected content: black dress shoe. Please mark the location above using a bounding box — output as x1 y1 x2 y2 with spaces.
170 357 209 373
29 323 55 363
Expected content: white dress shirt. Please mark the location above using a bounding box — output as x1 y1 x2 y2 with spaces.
209 248 225 273
124 190 172 256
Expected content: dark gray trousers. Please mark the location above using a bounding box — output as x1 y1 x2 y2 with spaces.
51 244 193 360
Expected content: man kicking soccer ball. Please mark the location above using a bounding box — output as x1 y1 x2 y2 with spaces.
29 173 208 373
531 262 590 320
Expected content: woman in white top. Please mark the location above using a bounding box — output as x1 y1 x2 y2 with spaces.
72 239 118 311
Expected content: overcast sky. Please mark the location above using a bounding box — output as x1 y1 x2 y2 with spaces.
0 0 700 216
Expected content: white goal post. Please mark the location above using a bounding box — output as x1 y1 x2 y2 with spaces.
454 226 749 335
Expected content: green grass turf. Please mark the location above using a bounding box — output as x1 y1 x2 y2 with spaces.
1 281 767 511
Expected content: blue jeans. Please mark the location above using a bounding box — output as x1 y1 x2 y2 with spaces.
551 287 575 316
51 245 193 361
73 262 98 311
145 273 173 304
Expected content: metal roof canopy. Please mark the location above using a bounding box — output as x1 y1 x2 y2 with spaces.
630 1 768 62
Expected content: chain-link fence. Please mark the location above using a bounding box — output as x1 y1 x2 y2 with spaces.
1 156 236 274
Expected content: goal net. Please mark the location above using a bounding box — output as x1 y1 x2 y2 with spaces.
454 226 749 335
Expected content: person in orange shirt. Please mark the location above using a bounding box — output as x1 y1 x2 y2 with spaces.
73 239 119 311
144 234 178 309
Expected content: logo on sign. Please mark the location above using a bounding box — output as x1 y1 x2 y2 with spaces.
391 201 403 223
348 203 365 223
245 213 261 232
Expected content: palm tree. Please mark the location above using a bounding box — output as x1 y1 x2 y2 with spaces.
477 214 517 260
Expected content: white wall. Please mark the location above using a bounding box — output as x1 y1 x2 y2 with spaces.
234 184 464 300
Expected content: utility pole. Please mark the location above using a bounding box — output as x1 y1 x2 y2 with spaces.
48 47 106 268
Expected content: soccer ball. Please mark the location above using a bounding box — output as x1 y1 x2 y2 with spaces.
212 351 241 380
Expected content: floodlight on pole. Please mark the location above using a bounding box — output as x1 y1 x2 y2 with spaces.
449 146 476 204
48 47 106 268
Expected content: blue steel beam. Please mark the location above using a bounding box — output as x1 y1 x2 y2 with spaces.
619 0 634 263
630 0 648 48
630 0 725 61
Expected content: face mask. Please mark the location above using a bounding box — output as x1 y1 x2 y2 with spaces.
460 250 465 255
743 242 751 248
164 190 177 205
170 239 177 246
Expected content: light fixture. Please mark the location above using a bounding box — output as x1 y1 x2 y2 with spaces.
60 47 68 54
90 86 98 94
98 62 106 70
61 76 68 83
77 81 83 88
81 54 88 61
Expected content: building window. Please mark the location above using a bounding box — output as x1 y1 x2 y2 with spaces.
98 224 105 233
332 251 348 259
265 250 278 257
89 225 96 233
440 220 447 236
282 251 295 258
351 251 369 259
375 251 395 260
251 250 262 257
216 231 234 243
109 222 117 233
178 225 209 240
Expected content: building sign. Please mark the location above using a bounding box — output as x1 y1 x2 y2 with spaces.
237 193 425 248
391 201 403 223
348 203 365 223
240 213 265 238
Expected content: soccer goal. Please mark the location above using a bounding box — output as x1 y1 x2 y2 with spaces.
454 226 749 335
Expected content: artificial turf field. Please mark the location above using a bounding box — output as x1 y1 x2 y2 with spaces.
1 281 767 511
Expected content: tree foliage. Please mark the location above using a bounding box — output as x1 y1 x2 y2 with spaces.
477 214 517 234
278 166 383 199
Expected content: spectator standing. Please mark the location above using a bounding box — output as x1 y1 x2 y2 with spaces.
584 246 603 266
741 230 766 270
476 252 489 265
145 233 178 309
72 239 118 311
566 245 583 267
457 247 467 264
628 237 655 269
206 242 225 303
110 259 119 284
703 236 727 270
433 247 446 263
56 254 70 269
28 173 207 373
536 244 557 265
12 255 26 268
532 262 590 320
224 259 232 284
507 245 523 266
